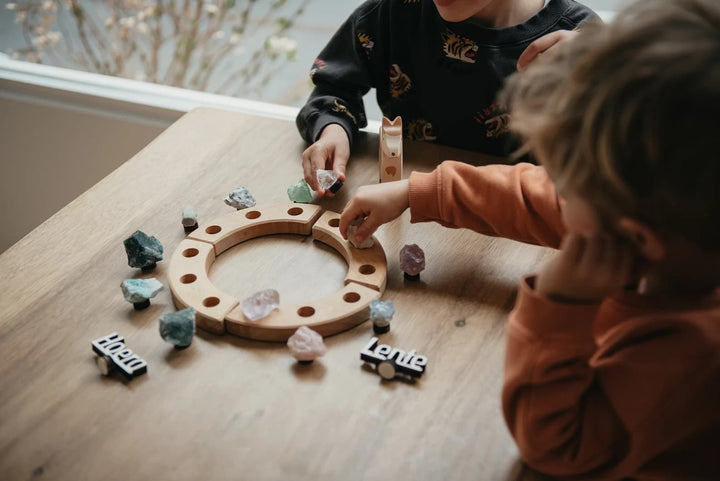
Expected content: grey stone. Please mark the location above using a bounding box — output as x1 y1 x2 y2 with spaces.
224 187 256 210
182 205 198 227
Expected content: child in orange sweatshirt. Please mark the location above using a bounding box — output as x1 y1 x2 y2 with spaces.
338 0 720 478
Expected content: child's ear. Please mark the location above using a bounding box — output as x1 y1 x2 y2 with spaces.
618 217 666 261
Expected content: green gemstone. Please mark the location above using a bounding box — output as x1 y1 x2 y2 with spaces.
287 179 313 203
159 308 196 348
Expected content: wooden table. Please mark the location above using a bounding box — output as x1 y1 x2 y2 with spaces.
0 108 554 481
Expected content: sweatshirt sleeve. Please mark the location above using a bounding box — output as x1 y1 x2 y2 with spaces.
503 277 720 478
295 1 379 147
408 161 565 248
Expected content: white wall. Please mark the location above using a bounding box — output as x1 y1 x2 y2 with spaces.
0 94 167 253
0 56 314 254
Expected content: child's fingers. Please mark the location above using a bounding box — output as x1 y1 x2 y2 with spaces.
302 148 322 192
339 200 364 239
333 144 350 183
353 214 380 244
310 148 332 196
517 30 567 70
302 150 315 189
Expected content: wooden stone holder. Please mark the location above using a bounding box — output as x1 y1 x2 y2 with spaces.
379 116 403 183
168 204 387 341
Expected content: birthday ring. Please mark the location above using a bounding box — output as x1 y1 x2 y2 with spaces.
168 204 387 341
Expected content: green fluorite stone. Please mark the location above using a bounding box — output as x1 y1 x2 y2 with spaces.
287 179 313 203
159 308 196 348
124 230 163 269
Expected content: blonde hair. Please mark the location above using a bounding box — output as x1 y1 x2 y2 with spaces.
502 0 720 248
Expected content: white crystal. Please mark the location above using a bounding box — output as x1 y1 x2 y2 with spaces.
242 289 279 321
316 169 339 191
347 218 374 249
287 326 327 361
369 299 395 327
182 205 197 227
224 187 256 210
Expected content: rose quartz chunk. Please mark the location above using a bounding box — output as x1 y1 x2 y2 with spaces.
287 326 327 362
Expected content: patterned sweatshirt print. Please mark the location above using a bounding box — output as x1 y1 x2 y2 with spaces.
296 0 597 156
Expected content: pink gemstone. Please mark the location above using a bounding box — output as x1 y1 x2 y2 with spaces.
287 326 327 362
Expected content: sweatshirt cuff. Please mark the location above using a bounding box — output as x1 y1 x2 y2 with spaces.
510 276 600 342
311 114 355 149
408 170 442 223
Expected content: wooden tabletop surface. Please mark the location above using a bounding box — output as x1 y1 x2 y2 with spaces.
0 108 555 481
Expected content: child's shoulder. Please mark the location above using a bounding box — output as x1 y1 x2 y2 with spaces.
350 0 426 25
598 293 720 360
559 0 599 24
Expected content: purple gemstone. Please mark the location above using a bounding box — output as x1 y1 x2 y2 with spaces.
399 244 425 276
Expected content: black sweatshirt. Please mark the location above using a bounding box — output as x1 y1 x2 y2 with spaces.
296 0 597 156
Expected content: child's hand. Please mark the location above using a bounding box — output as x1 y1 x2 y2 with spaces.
535 234 636 303
302 123 350 197
517 30 577 71
339 180 410 245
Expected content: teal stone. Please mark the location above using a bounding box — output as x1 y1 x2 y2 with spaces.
287 179 313 203
121 278 164 303
124 231 163 269
159 308 196 349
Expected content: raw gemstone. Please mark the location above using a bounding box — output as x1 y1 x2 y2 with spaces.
347 218 374 249
224 187 256 210
121 278 164 303
242 289 280 321
399 244 425 277
287 179 313 203
287 326 327 362
159 307 196 348
316 169 343 193
182 205 198 227
370 299 395 333
124 231 163 269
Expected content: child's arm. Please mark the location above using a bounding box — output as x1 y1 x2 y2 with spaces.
339 161 565 247
409 161 565 247
296 6 375 194
503 272 628 477
503 235 718 478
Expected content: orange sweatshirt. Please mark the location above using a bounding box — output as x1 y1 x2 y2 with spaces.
409 161 720 480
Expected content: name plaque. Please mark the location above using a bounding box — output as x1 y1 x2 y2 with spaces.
360 337 428 380
91 332 148 380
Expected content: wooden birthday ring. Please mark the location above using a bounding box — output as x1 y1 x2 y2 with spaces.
168 204 387 341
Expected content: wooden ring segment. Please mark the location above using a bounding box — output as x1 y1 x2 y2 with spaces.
168 204 387 341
